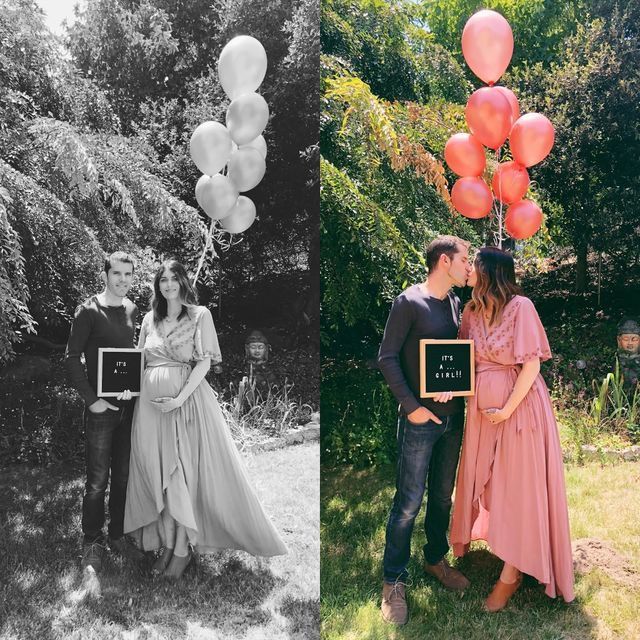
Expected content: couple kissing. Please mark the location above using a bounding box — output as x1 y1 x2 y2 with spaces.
378 235 574 625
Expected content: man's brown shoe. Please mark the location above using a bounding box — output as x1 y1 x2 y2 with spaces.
424 558 470 591
381 580 408 625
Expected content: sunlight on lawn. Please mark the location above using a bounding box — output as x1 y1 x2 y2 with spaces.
0 442 319 640
321 460 640 640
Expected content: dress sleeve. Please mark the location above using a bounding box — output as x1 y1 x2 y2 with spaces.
137 312 151 349
194 307 222 364
513 297 552 363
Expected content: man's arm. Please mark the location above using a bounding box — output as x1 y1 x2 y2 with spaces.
377 295 422 414
65 305 100 407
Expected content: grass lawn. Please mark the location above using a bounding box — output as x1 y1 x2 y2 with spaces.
0 442 319 640
321 459 640 640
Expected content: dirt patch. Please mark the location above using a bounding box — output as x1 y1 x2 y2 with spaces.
572 538 640 588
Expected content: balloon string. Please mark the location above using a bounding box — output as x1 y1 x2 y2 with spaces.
193 219 216 287
495 146 503 249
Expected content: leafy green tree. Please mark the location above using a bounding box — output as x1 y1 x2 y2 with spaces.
420 0 583 74
322 0 471 103
512 9 640 291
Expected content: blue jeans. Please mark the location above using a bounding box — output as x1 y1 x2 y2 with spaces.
383 411 464 583
82 404 133 543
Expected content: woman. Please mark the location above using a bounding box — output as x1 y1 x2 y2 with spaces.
450 247 574 610
124 260 287 579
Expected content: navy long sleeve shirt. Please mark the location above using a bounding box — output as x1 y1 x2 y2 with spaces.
378 284 463 416
65 296 138 407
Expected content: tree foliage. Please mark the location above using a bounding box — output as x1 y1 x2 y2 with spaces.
0 0 318 367
512 8 640 290
420 0 583 75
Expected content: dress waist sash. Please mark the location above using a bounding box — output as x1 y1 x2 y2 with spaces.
146 361 191 369
476 362 521 374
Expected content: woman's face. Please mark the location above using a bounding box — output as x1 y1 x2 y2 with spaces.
158 268 181 302
467 260 479 288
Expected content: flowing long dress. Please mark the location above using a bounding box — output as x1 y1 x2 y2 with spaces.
450 295 574 601
124 305 287 557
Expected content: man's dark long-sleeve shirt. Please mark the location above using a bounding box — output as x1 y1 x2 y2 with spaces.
65 296 138 407
378 284 463 416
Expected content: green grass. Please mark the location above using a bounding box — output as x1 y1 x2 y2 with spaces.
0 442 319 640
321 461 640 640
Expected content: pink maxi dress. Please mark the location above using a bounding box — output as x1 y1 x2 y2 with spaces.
124 306 287 557
450 295 574 602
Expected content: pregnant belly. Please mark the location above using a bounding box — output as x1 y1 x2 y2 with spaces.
143 366 185 399
475 370 513 410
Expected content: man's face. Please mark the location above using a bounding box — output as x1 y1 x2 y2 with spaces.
248 343 267 360
102 260 133 299
618 334 640 354
445 244 471 287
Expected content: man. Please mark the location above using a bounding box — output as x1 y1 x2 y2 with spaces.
377 235 472 625
65 251 139 571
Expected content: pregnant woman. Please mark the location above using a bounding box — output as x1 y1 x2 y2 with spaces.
450 247 574 611
124 260 287 579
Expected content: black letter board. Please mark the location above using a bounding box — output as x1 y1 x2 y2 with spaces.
97 348 144 397
419 339 475 398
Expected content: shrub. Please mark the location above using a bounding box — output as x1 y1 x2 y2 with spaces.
321 361 398 467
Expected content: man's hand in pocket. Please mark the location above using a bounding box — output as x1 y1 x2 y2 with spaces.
407 406 442 425
88 399 118 413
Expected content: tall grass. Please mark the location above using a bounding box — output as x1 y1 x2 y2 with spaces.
589 359 640 440
220 381 314 451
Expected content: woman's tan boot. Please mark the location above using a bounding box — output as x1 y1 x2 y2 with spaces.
484 572 522 612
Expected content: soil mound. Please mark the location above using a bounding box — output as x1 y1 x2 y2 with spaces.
572 538 640 588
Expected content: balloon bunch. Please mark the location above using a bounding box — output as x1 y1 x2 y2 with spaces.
445 10 555 243
190 35 269 237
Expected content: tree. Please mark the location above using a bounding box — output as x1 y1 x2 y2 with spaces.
420 0 583 74
513 9 640 291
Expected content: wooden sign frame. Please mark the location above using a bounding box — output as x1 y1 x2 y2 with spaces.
97 348 144 397
419 339 475 398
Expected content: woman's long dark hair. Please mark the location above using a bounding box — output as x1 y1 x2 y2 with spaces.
151 259 197 325
468 247 522 325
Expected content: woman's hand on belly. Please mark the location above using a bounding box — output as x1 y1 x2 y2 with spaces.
481 406 512 424
150 396 184 413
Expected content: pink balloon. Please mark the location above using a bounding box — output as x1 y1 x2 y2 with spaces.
444 133 486 177
189 121 232 176
220 196 257 234
492 161 530 204
505 200 543 239
465 87 512 150
462 10 514 85
451 177 493 219
495 86 520 123
228 147 266 192
195 174 237 220
509 113 555 167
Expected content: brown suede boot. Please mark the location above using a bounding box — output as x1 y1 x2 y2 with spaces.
424 558 470 591
381 581 408 625
484 572 522 612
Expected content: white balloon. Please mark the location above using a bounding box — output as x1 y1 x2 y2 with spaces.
226 93 269 146
218 35 267 100
240 134 267 160
220 196 257 233
228 147 266 192
189 122 232 176
195 174 238 220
